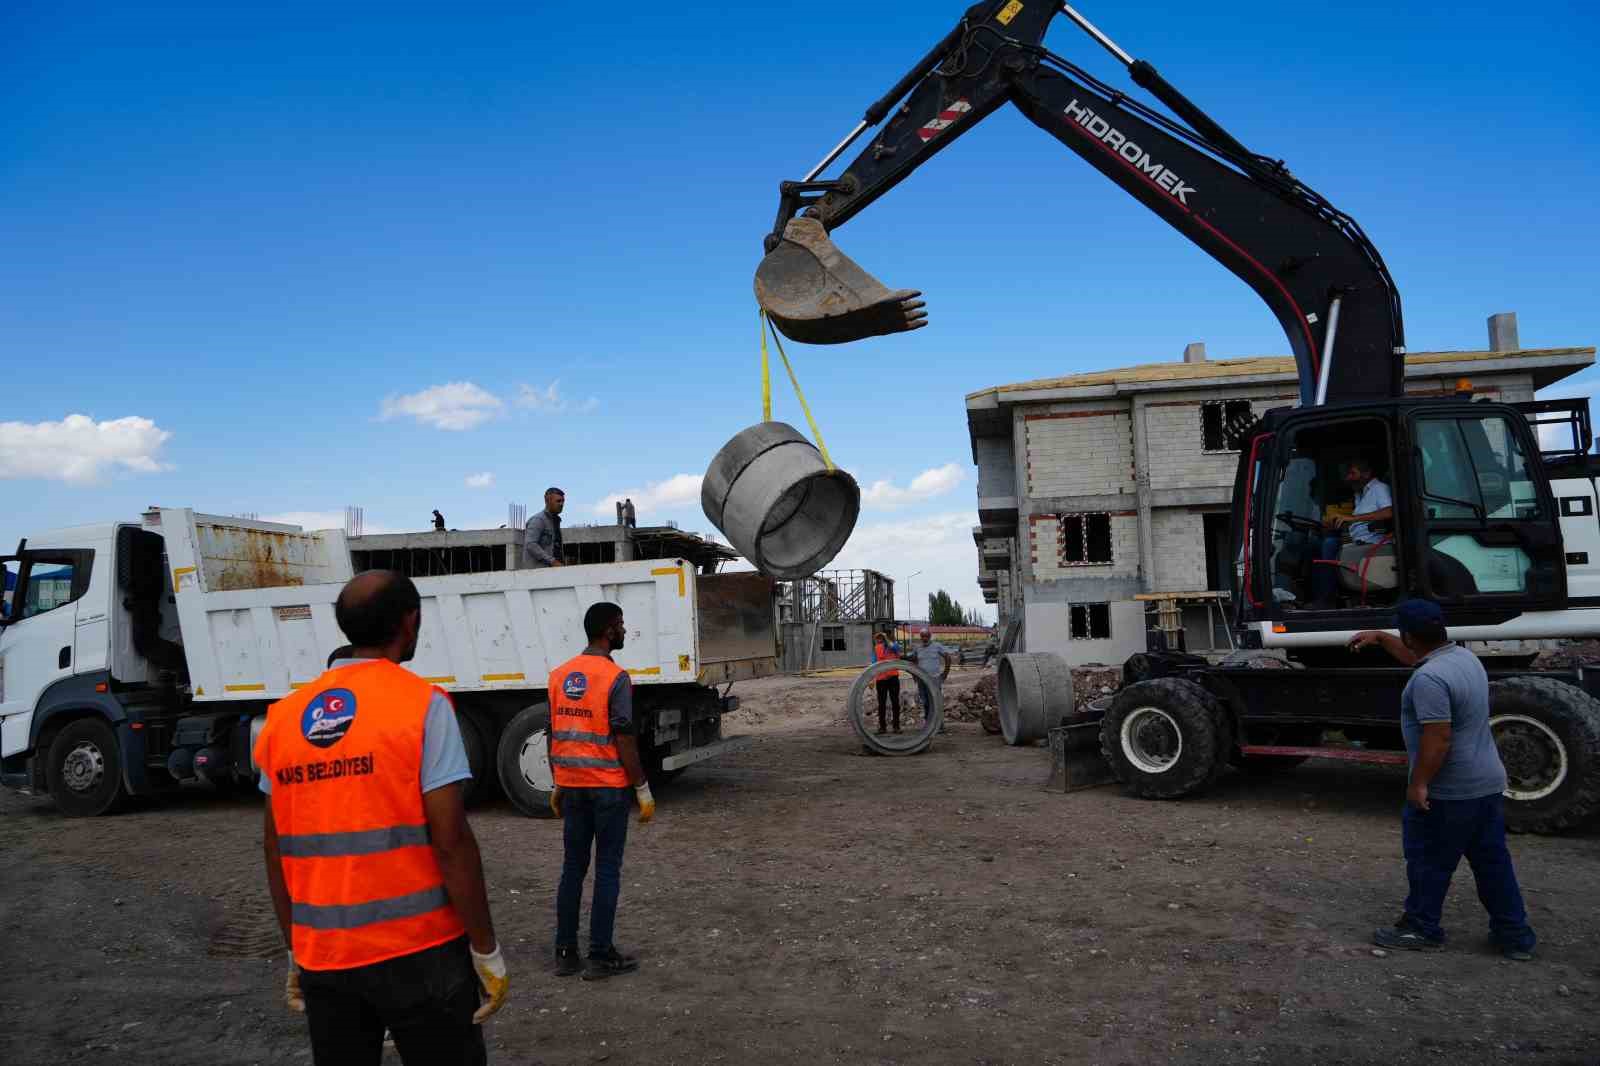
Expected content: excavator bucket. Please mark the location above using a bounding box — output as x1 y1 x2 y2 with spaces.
754 217 927 345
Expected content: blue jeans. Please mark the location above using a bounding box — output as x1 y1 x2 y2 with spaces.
556 786 631 954
1313 534 1342 603
1400 794 1535 952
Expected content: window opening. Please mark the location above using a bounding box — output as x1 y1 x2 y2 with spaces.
1202 400 1255 453
1069 602 1111 640
1061 513 1113 565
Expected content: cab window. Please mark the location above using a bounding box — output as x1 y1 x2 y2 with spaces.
2 552 94 622
1417 414 1544 595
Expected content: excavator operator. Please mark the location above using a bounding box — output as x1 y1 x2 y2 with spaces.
1311 457 1394 608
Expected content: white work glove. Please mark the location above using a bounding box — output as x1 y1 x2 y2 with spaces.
470 942 509 1024
285 951 305 1013
634 782 656 824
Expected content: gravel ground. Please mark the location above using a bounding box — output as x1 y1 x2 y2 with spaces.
2 665 1597 1066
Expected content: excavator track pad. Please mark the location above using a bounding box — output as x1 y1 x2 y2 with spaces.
754 217 927 345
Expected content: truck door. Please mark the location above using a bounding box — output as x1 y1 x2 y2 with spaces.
1407 408 1566 613
0 550 95 758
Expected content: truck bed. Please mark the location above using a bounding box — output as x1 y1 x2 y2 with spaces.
158 510 775 703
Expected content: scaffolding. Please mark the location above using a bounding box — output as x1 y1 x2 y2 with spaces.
778 569 895 624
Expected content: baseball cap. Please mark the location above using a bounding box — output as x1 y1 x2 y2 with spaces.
1395 598 1443 634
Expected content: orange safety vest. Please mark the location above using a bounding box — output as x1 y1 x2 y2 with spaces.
253 659 465 971
548 653 630 789
873 641 900 679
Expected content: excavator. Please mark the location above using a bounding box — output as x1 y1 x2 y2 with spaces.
754 2 1600 832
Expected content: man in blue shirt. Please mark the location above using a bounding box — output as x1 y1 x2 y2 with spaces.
1350 599 1536 960
1312 456 1393 608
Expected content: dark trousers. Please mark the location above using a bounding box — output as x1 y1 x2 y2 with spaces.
876 677 901 730
557 785 631 954
1313 533 1343 603
299 935 485 1066
1400 794 1536 951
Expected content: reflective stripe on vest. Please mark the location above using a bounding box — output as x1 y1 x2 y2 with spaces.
254 660 466 970
547 653 630 788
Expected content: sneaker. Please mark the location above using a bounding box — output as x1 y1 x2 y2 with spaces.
582 945 640 981
1372 926 1444 952
554 945 582 977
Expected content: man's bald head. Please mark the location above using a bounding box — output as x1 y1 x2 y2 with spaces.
335 570 422 655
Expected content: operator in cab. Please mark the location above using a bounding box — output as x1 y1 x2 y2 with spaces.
1311 456 1393 608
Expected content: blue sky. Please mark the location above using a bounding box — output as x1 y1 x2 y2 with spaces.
4 1 1597 620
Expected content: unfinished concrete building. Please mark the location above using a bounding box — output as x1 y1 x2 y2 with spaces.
349 521 736 576
967 314 1595 666
776 569 895 672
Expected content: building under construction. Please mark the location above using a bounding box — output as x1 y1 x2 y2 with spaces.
348 521 737 576
776 569 895 672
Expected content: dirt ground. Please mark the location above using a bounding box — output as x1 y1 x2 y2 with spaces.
3 666 1598 1066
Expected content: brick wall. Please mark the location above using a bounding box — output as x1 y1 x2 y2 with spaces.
1028 512 1140 580
1023 406 1134 497
1142 388 1294 492
1150 509 1210 592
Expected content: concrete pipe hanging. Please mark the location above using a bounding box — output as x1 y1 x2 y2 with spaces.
846 658 944 756
998 652 1075 747
701 421 860 580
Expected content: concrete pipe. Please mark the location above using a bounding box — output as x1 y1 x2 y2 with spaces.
998 653 1075 747
847 659 944 756
701 422 860 580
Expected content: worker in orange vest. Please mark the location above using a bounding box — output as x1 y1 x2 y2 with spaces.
871 632 903 734
257 571 508 1065
548 601 654 980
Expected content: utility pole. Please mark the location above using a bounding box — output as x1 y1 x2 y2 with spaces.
906 570 922 624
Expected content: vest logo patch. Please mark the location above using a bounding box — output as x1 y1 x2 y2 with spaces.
562 672 588 700
301 688 358 749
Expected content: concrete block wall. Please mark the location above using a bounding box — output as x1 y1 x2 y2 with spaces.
1023 598 1146 667
1142 387 1295 492
973 435 1017 498
1030 512 1139 580
1023 406 1134 497
1149 509 1209 592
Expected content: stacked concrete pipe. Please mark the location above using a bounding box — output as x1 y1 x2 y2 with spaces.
997 652 1075 746
702 422 860 580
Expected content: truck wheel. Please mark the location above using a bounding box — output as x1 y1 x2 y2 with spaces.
1099 679 1219 799
456 710 491 807
1490 677 1600 834
47 718 128 817
497 703 556 819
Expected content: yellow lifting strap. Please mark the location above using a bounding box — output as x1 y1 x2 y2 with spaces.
759 309 835 471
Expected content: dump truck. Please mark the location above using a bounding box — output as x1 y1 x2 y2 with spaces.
0 508 776 817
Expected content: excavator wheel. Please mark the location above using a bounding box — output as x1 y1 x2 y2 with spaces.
754 218 927 345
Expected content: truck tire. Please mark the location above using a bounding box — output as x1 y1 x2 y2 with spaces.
456 710 492 807
1490 677 1600 834
46 717 128 817
1099 679 1220 799
497 703 557 819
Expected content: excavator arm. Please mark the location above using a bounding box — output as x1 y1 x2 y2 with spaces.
756 1 1405 406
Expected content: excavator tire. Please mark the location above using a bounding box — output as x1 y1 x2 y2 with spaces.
1490 677 1600 834
1100 678 1220 800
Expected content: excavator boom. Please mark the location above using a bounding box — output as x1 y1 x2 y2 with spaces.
754 1 1405 406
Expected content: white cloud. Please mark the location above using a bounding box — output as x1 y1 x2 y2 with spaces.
380 382 504 431
859 463 967 510
829 511 991 623
0 414 172 484
465 472 495 488
516 381 599 415
593 473 704 518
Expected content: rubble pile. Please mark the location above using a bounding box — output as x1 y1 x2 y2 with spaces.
1532 640 1600 670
